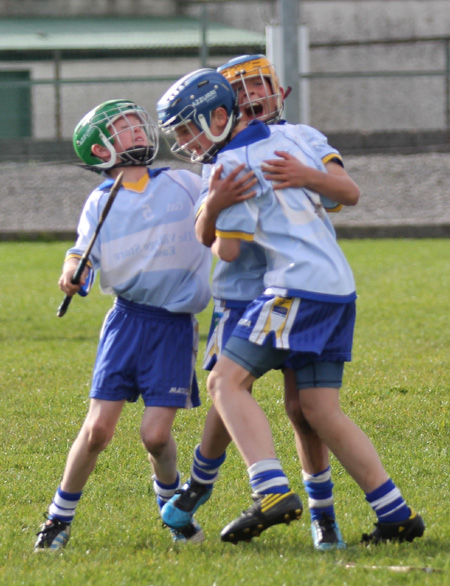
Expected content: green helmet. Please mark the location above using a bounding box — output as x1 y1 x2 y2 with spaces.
73 99 159 171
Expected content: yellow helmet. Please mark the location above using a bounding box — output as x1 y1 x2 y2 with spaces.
217 54 283 123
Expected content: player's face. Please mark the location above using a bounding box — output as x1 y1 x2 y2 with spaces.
174 121 212 158
233 76 276 124
108 113 150 153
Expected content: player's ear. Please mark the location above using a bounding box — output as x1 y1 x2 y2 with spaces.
211 106 228 131
92 144 111 161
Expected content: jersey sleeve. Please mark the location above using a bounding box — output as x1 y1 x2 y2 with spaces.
65 188 104 271
296 124 343 166
214 156 260 241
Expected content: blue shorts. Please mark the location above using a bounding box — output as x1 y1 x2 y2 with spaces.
202 300 248 371
222 295 355 381
231 294 355 359
90 297 200 408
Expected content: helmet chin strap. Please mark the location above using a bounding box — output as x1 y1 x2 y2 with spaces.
194 112 237 162
198 113 235 144
93 132 118 169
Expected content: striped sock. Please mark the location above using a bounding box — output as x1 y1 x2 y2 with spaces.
153 473 181 512
191 444 226 485
248 459 290 495
365 479 410 523
303 466 335 522
48 486 82 524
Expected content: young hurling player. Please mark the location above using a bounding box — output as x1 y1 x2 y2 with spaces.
157 69 425 546
34 99 211 551
158 56 359 551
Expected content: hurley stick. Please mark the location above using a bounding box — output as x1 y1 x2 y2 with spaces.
57 171 124 317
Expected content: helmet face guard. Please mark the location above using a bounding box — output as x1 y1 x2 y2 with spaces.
73 99 159 171
218 54 283 124
157 68 239 163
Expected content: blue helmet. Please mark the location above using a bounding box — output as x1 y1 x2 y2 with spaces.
157 68 239 162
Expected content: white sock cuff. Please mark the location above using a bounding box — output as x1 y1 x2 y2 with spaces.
248 458 282 478
302 466 331 484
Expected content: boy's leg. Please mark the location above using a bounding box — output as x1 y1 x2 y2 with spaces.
284 368 345 550
298 385 389 492
284 368 329 473
141 406 178 486
297 376 424 544
160 404 229 529
141 406 205 544
208 354 302 543
34 399 125 551
208 356 275 466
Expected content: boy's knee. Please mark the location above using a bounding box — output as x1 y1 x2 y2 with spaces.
207 369 221 401
284 391 301 421
85 421 113 453
141 427 171 455
285 401 315 435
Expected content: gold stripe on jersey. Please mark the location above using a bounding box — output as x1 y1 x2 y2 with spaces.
322 153 343 166
195 201 206 221
64 253 93 269
216 229 254 242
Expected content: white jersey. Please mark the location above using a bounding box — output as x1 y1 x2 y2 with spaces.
214 121 356 303
197 121 348 305
68 167 211 314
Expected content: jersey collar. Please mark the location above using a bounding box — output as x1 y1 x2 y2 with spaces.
97 167 169 191
210 120 271 163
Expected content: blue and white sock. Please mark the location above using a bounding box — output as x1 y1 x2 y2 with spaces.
153 473 181 512
48 486 82 524
248 459 290 495
303 466 335 522
365 479 410 523
191 444 226 485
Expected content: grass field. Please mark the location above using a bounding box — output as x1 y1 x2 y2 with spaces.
0 240 449 585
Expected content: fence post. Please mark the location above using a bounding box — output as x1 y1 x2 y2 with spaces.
200 5 208 68
54 50 62 140
278 0 300 123
445 38 450 131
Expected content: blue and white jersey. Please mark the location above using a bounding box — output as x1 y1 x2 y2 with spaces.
197 123 342 305
277 121 343 213
68 167 212 314
214 121 356 304
196 165 266 306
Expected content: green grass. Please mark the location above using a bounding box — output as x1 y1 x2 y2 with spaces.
0 240 449 585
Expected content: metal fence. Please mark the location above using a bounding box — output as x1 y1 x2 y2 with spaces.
0 34 449 143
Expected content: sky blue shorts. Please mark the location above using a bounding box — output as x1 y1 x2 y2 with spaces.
90 297 200 408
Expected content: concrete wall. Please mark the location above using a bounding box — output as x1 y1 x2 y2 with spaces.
0 0 179 17
184 1 450 41
1 1 449 137
3 1 450 41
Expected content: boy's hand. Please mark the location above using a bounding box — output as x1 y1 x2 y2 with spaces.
262 151 311 190
58 257 89 296
207 163 257 214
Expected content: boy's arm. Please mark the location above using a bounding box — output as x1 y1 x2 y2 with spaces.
262 151 360 206
212 236 241 262
195 163 257 247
